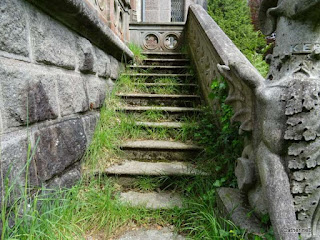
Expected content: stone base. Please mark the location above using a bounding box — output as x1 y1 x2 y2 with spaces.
216 187 263 234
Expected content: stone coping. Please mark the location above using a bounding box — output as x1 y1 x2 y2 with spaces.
26 0 134 61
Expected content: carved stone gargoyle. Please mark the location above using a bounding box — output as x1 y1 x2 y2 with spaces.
218 1 320 239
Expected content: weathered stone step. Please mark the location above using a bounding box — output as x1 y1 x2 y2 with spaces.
118 106 201 120
129 65 190 74
142 52 188 60
116 93 201 107
115 228 186 240
120 140 203 161
135 121 183 128
105 160 205 176
143 58 190 66
118 106 201 113
119 191 182 209
124 73 194 82
133 83 198 94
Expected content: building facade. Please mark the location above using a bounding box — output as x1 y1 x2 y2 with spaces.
131 0 207 23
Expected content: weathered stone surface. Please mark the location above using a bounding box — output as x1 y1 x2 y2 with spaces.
0 131 38 205
0 0 29 57
34 118 87 181
216 188 262 233
107 78 115 93
116 228 185 240
119 191 182 209
57 74 88 116
86 76 107 109
110 56 120 80
47 166 81 189
30 8 76 69
77 37 95 73
27 0 133 61
0 59 59 129
94 47 111 77
82 112 100 144
105 160 206 176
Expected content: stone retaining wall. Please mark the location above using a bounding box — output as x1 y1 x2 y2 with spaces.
0 0 132 194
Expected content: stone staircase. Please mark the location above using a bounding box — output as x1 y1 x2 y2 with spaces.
105 52 205 209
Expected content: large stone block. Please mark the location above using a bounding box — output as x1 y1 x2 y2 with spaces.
87 76 107 109
46 165 81 189
30 8 76 69
77 37 95 74
57 73 89 116
94 47 111 78
34 118 87 181
0 131 38 205
110 56 120 80
0 0 29 57
82 112 100 144
0 60 59 129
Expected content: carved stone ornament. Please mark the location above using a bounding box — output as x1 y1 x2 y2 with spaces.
95 0 105 11
163 33 179 50
217 0 320 239
143 33 160 50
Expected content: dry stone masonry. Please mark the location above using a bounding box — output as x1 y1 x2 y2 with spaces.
0 0 132 196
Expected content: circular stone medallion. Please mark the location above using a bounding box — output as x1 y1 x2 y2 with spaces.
143 33 160 50
163 33 179 50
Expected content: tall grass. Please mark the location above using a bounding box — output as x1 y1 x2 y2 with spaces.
128 43 146 65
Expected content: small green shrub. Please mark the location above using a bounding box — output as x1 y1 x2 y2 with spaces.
128 43 146 64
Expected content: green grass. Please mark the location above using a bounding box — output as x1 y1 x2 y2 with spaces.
128 43 146 65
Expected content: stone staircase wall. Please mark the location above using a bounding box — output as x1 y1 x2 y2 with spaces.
0 0 133 196
185 4 257 120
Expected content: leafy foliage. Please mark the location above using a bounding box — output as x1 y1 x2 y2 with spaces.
208 0 269 76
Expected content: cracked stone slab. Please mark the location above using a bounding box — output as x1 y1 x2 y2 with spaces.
121 140 203 150
105 160 206 176
115 228 185 240
119 191 183 209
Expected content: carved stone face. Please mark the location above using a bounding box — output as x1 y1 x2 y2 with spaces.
259 0 320 35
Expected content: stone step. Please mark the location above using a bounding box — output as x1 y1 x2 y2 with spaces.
119 191 183 209
115 228 186 240
135 121 183 128
133 83 198 94
116 93 201 107
117 106 201 120
124 73 194 82
142 52 188 60
129 65 190 74
143 58 190 66
105 160 205 176
120 140 203 161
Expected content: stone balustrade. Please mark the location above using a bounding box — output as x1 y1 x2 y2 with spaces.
130 22 185 52
186 4 256 112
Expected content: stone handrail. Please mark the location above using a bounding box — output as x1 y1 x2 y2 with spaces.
186 4 258 112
